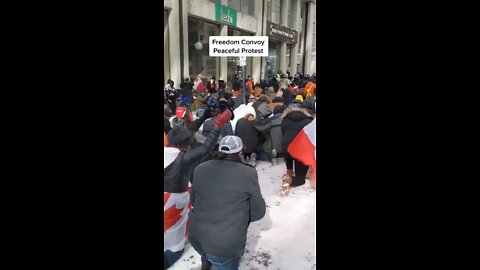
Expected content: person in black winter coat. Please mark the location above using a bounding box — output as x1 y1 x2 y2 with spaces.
282 85 293 106
232 75 242 91
179 78 194 109
281 103 313 187
188 135 266 270
167 79 174 89
165 84 177 114
164 104 172 135
234 111 260 161
164 109 232 193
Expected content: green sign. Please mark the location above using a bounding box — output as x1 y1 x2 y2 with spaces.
215 3 237 27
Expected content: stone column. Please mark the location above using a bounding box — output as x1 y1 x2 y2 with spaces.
181 0 189 80
218 0 229 82
164 10 170 85
290 0 300 75
261 0 269 80
278 0 289 73
251 0 264 84
304 0 315 75
218 24 228 82
168 0 181 85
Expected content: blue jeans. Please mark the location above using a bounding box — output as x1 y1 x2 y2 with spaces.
255 148 268 161
203 254 240 270
164 249 184 269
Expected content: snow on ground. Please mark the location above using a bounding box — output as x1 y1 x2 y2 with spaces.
169 159 316 270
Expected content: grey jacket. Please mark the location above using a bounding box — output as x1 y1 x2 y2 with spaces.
188 158 266 258
253 113 283 158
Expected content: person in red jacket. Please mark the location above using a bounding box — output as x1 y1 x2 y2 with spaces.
206 75 218 94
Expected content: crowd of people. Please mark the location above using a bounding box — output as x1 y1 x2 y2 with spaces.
164 70 316 270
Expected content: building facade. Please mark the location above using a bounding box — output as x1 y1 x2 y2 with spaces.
164 0 316 86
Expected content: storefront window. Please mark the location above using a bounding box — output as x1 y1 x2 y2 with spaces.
241 0 254 16
265 41 279 80
266 0 272 22
228 0 254 16
164 10 169 85
188 18 219 81
266 0 281 24
272 0 281 24
228 0 241 11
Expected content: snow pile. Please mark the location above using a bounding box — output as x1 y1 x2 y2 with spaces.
169 159 316 270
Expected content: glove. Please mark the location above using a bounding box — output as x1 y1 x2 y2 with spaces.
219 100 235 120
214 108 232 128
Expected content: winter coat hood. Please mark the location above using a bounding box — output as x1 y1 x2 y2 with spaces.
281 107 312 120
257 103 271 118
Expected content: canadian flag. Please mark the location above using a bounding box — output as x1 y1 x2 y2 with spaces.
287 118 316 185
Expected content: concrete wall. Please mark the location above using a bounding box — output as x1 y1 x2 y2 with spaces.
188 0 257 33
164 0 172 9
188 0 216 23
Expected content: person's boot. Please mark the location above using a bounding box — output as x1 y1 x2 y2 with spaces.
201 257 212 270
290 179 306 187
306 167 312 179
290 172 306 187
250 153 257 167
287 169 294 177
271 149 278 166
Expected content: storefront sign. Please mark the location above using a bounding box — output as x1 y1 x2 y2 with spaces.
266 21 298 44
209 36 269 57
215 3 237 27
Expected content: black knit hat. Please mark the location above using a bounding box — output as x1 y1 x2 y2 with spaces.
301 100 316 113
273 105 286 114
167 126 192 147
272 97 283 103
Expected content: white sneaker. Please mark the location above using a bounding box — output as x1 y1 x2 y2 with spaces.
250 153 257 167
271 149 278 166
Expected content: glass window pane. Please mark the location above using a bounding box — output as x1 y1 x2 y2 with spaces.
188 19 219 80
265 41 279 80
266 0 272 21
241 0 254 16
228 0 241 11
271 0 281 24
287 0 293 28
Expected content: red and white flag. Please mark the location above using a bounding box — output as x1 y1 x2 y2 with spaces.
287 118 316 185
